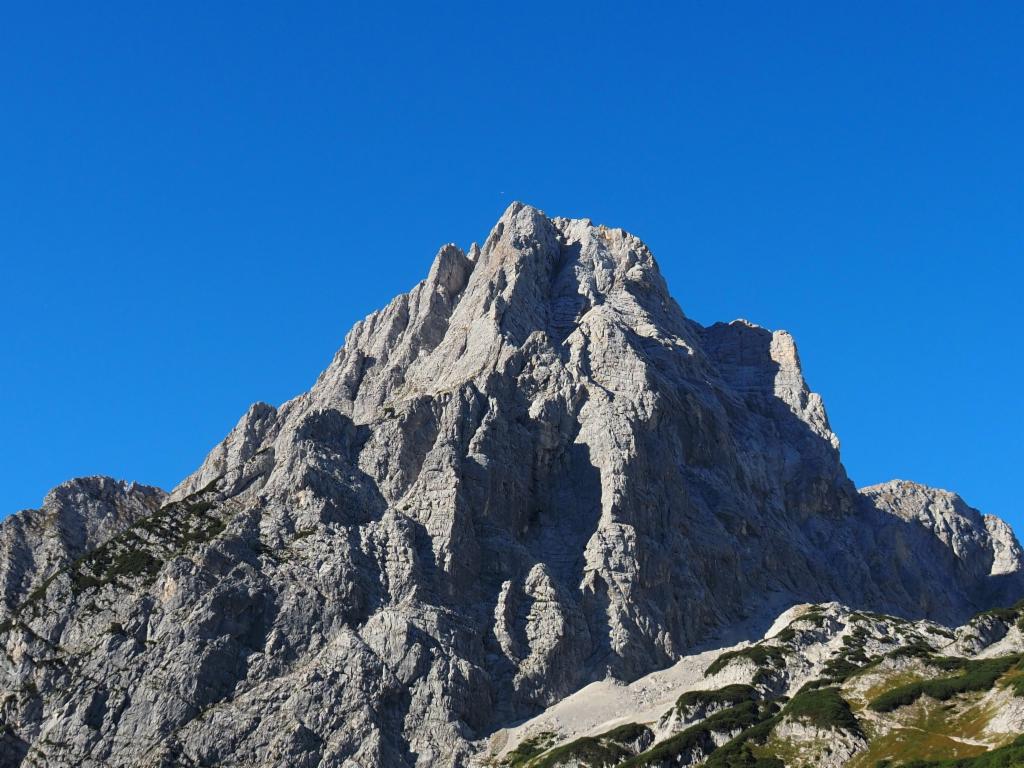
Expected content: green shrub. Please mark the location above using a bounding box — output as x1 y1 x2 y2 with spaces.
182 499 216 516
798 609 829 628
670 685 757 713
72 572 102 592
109 549 161 579
4 478 233 629
822 646 882 683
690 701 768 734
850 610 903 624
530 723 652 768
706 740 784 768
976 607 1018 623
621 702 776 768
885 640 935 661
1008 676 1024 697
179 517 226 546
782 686 861 735
704 710 784 768
500 732 557 767
706 645 786 677
773 626 796 643
530 735 633 767
823 656 870 683
597 723 651 744
927 656 969 673
965 600 1024 636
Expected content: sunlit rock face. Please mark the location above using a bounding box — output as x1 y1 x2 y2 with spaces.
1 204 1020 767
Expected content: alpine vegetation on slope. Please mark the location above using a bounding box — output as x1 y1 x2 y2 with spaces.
0 478 165 625
491 602 1024 768
0 204 1021 767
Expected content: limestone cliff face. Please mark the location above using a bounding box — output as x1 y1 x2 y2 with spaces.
0 204 1020 767
0 477 164 621
862 479 1024 583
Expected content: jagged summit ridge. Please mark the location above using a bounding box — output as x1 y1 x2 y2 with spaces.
310 202 699 419
0 204 1020 767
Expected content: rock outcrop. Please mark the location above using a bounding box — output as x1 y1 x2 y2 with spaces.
0 204 1020 767
491 601 1024 768
0 477 164 622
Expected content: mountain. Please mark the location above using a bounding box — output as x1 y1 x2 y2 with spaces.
0 203 1020 767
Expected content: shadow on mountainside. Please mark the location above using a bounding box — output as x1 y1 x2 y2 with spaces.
698 322 1022 633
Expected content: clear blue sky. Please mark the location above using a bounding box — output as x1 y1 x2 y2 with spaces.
2 3 1021 532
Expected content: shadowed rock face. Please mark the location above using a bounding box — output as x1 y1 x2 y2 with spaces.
1 203 1020 767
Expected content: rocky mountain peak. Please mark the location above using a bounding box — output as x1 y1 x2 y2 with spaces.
862 479 1023 578
306 202 694 419
1 206 1020 767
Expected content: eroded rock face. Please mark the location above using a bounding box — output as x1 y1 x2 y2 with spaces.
0 203 1020 767
0 477 164 621
859 480 1023 616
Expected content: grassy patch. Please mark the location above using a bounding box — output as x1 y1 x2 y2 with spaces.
997 657 1024 697
901 739 1024 766
872 734 1024 767
850 728 985 768
868 656 1021 713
